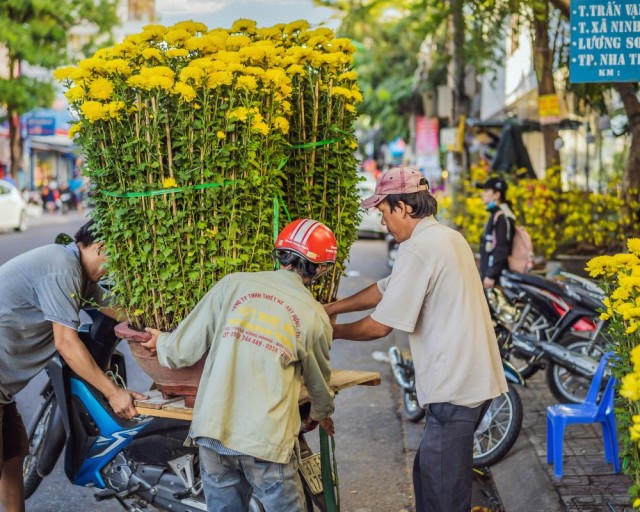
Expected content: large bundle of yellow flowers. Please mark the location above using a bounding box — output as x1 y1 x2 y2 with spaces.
54 19 362 330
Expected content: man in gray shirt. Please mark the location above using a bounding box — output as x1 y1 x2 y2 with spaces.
0 220 145 512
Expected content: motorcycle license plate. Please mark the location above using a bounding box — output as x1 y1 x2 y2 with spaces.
299 453 323 495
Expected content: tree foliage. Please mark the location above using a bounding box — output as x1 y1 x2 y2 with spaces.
315 0 515 141
0 0 119 180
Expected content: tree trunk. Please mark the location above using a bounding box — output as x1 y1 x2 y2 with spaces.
617 83 640 198
449 0 467 219
532 4 561 174
9 110 22 185
8 58 22 186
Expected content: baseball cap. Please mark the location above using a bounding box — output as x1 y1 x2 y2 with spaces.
476 177 508 193
360 166 429 208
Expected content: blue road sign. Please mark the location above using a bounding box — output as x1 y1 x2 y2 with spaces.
570 0 640 83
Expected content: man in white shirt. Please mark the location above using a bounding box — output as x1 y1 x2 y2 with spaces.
325 166 507 512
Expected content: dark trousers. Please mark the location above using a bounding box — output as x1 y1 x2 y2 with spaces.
412 400 492 512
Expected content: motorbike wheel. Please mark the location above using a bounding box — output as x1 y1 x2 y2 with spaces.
403 390 426 422
546 333 606 403
23 395 55 499
473 382 523 468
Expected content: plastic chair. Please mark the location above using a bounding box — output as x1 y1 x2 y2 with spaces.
546 351 620 478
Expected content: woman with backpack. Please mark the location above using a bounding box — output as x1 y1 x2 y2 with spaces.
477 177 516 288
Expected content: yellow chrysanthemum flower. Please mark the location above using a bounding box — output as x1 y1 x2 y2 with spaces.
53 66 76 81
272 116 289 134
284 20 310 34
107 101 125 119
167 48 189 59
78 57 106 73
80 101 109 123
162 177 178 189
104 59 132 76
216 131 226 139
629 239 640 255
339 71 358 81
251 120 269 136
179 67 204 86
173 21 208 34
206 71 233 90
88 77 114 100
226 35 251 50
231 19 257 34
164 29 191 45
287 64 305 76
172 82 197 102
68 124 82 138
227 107 249 122
235 75 258 92
65 86 86 102
142 48 164 61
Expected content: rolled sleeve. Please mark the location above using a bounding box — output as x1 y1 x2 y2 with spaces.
371 248 431 333
36 273 82 329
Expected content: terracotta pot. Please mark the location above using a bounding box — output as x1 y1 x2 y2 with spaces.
115 322 206 407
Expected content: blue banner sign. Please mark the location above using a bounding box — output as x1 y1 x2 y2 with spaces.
570 0 640 83
26 117 55 136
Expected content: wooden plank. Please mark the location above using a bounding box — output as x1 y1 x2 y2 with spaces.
136 369 381 421
135 389 181 409
136 405 193 421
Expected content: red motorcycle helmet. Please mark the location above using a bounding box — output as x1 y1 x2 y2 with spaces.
274 219 338 264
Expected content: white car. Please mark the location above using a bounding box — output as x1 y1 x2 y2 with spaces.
356 177 387 238
0 179 28 232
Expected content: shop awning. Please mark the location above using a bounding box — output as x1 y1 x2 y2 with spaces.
29 135 76 154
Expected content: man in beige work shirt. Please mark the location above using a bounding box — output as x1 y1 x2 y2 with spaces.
144 219 338 512
326 166 508 512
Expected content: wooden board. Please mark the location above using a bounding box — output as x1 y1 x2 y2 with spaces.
135 369 381 420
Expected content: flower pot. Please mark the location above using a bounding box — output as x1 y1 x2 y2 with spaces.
115 322 205 407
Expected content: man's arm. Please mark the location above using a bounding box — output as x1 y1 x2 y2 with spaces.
332 315 392 341
324 283 383 318
53 322 146 419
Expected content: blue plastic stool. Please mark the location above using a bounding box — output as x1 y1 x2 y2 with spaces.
546 351 620 478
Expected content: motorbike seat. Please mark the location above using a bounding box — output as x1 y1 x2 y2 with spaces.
502 270 566 297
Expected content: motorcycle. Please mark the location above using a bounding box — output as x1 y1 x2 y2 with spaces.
387 346 524 468
22 309 329 511
489 270 609 403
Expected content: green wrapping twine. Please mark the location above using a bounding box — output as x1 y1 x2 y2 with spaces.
100 179 237 198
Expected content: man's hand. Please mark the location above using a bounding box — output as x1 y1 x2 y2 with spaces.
106 387 147 419
317 417 335 436
323 302 337 323
142 328 163 354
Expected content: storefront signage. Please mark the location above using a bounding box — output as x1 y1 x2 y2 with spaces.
570 0 640 83
538 94 561 125
26 117 55 136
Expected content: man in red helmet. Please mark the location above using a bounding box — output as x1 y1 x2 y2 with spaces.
143 219 337 511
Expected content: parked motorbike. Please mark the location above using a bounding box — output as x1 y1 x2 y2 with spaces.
387 346 524 468
22 309 329 511
489 270 609 403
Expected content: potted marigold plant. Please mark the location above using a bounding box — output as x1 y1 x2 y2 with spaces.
54 19 362 401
